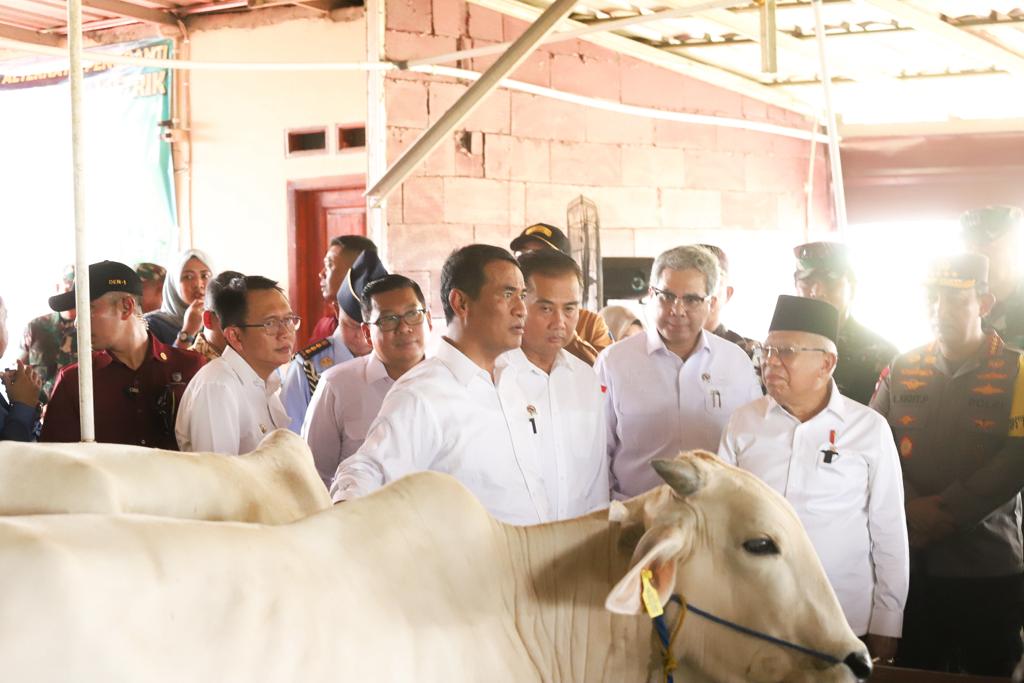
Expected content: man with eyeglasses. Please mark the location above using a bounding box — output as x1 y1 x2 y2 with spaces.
793 241 897 405
495 249 610 520
719 294 908 664
175 275 296 455
302 273 431 487
280 252 383 434
870 254 1024 675
595 245 761 498
333 244 553 525
41 261 203 449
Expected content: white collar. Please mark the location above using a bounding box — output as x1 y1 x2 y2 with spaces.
366 352 394 384
222 346 281 394
765 380 846 423
645 326 711 360
435 338 493 387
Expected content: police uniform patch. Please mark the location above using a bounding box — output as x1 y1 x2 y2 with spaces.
972 418 997 431
299 338 331 360
898 415 916 426
320 357 334 369
977 372 1009 381
899 436 913 459
900 380 927 391
972 384 1005 396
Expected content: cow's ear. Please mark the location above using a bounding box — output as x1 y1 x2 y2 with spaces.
605 525 685 615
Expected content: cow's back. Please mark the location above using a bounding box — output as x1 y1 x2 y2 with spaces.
0 434 329 524
0 473 541 683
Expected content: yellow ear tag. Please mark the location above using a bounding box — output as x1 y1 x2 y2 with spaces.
640 568 664 618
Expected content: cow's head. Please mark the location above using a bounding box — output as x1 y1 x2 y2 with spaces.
605 451 871 683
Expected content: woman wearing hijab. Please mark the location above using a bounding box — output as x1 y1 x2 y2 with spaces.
144 249 214 347
599 304 643 342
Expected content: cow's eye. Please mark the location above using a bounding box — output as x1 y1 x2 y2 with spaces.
742 538 779 556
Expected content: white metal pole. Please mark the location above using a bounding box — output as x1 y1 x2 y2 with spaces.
67 0 95 442
366 0 388 263
812 0 848 233
365 0 581 206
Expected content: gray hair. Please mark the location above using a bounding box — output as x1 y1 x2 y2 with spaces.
651 245 721 296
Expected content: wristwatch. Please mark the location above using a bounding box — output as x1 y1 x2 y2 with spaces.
177 331 196 344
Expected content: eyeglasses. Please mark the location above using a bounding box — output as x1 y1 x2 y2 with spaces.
650 286 711 311
368 308 427 333
753 344 830 365
236 315 301 335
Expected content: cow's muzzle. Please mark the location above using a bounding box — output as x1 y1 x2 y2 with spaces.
843 651 872 680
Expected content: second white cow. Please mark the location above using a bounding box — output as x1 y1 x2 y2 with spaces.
0 429 329 523
0 451 870 682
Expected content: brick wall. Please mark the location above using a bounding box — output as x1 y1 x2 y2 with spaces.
383 0 833 311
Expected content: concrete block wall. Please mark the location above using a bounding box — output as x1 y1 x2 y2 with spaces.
383 0 833 312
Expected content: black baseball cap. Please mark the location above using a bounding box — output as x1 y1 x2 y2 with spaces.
48 260 142 312
510 223 571 255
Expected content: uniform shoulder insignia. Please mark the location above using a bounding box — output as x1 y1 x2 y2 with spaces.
299 338 331 360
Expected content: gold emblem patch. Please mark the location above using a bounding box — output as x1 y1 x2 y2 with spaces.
899 436 913 459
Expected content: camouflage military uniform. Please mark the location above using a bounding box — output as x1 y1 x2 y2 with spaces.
835 316 897 406
19 312 77 402
985 281 1024 351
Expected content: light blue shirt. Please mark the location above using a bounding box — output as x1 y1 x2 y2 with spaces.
280 335 355 433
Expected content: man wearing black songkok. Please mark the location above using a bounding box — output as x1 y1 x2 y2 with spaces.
720 294 909 664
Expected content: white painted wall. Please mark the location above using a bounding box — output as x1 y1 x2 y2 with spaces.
188 15 367 286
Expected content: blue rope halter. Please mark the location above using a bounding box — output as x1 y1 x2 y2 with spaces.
651 595 841 683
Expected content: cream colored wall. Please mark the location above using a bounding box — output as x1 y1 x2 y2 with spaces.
188 15 367 286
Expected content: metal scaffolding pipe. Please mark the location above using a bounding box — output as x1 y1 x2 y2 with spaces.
67 0 96 442
365 0 581 206
812 0 848 233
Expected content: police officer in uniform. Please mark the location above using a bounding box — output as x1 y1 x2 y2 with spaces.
962 205 1024 351
280 251 386 433
40 261 203 449
871 254 1024 676
794 241 897 405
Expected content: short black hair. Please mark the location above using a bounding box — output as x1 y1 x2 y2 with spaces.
360 275 426 322
214 275 283 329
329 235 377 255
440 244 520 324
205 270 244 313
517 249 583 289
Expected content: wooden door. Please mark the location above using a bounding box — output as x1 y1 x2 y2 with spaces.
287 175 367 347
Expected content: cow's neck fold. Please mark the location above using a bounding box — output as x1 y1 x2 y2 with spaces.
501 513 656 683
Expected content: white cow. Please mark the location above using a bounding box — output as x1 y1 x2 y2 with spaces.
0 451 870 683
0 429 329 523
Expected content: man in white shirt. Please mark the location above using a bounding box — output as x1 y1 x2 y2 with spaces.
497 249 609 520
280 252 383 433
595 245 761 498
718 294 908 662
333 244 554 525
175 275 296 455
303 273 431 487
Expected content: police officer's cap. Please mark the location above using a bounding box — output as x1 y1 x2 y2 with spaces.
960 205 1022 245
925 253 989 290
769 295 840 345
48 261 143 312
337 250 389 323
793 241 853 281
510 223 571 255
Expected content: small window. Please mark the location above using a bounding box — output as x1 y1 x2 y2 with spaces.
338 124 366 151
286 127 328 157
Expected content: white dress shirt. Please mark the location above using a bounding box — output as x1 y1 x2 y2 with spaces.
595 327 762 497
175 347 291 455
301 353 395 487
496 348 610 520
331 339 553 525
718 382 909 638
